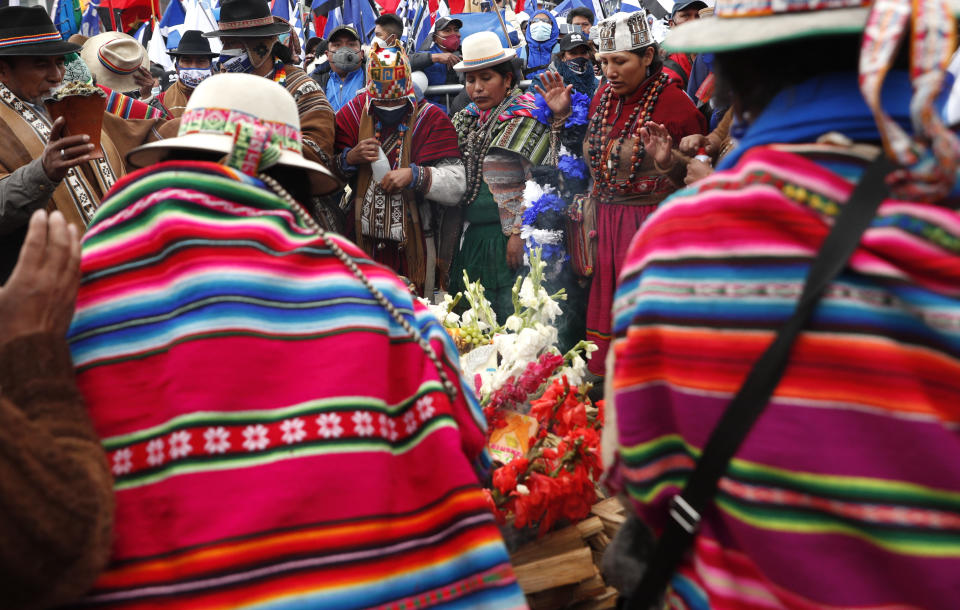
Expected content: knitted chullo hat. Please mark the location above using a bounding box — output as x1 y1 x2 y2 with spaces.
365 42 415 104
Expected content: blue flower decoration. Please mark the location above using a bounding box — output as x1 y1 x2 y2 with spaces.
532 93 553 126
558 155 588 180
565 91 590 127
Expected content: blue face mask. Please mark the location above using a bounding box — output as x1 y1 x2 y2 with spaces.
218 50 255 74
530 21 552 42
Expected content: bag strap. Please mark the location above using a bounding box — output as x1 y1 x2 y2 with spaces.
621 153 896 609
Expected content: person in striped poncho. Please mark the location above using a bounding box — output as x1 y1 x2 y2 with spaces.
608 1 960 608
68 73 528 609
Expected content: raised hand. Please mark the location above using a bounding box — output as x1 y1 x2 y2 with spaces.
0 210 82 342
534 70 573 118
639 121 674 169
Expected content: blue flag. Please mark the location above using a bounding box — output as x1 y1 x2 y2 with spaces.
321 0 377 41
79 0 102 36
159 0 187 48
53 0 81 39
271 0 290 21
454 11 512 48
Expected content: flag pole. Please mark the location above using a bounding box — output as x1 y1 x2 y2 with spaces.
489 0 513 49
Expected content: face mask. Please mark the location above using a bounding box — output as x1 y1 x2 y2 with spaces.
564 57 591 75
371 36 391 48
530 21 552 42
330 47 362 72
372 102 409 127
219 50 256 74
178 67 212 88
437 33 460 51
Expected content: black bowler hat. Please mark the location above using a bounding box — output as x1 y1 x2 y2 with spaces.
0 6 82 57
203 0 291 38
169 30 219 57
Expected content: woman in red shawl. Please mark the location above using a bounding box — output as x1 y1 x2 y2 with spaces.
581 12 706 376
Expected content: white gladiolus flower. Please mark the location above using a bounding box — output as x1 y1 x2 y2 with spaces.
505 315 523 332
444 311 460 326
516 484 531 495
515 327 545 362
566 354 588 386
519 277 538 308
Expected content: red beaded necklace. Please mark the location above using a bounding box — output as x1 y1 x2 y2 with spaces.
587 72 669 202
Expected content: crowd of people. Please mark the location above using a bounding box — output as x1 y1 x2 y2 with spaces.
2 0 960 607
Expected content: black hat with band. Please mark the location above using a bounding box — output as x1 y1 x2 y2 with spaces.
169 30 220 57
203 0 291 38
0 6 82 57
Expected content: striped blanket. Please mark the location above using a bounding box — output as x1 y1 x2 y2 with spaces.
612 145 960 608
68 161 527 609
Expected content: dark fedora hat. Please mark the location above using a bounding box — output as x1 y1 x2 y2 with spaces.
169 30 219 57
0 6 82 57
203 0 291 38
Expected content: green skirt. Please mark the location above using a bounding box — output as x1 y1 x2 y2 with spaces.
449 185 519 325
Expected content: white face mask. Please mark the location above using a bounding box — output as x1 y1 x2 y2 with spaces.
530 21 552 42
178 67 212 88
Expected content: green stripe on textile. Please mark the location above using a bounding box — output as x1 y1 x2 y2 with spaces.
102 381 446 449
716 495 960 557
113 416 460 491
621 434 960 510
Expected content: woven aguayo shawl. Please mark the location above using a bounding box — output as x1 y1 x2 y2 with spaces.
68 160 527 608
452 90 552 207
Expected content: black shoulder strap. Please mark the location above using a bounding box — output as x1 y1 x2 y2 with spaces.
621 153 896 609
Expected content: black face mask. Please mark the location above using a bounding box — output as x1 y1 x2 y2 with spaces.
372 102 409 127
564 57 591 75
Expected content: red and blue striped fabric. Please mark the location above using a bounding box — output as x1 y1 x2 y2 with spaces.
69 161 527 609
612 144 960 609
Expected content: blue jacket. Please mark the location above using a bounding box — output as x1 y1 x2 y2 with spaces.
325 68 365 113
521 10 559 78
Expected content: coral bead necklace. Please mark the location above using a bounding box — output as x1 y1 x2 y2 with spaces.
587 72 669 202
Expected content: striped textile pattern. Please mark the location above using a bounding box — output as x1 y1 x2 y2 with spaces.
68 161 527 609
100 84 168 120
612 145 960 609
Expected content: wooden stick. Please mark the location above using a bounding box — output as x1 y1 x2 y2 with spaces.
514 547 598 593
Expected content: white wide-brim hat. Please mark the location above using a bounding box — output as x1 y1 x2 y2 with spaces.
666 0 960 53
665 1 868 54
128 73 337 188
81 31 150 93
454 31 517 72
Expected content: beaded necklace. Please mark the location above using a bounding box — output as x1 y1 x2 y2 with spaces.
458 90 520 207
587 72 669 202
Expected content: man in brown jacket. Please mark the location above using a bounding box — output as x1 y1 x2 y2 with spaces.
0 6 124 282
0 208 113 609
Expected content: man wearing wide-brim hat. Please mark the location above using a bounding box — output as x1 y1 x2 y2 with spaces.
154 30 219 118
80 31 156 100
0 5 124 282
202 0 340 195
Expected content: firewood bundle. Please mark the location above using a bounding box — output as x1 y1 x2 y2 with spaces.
510 497 626 609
